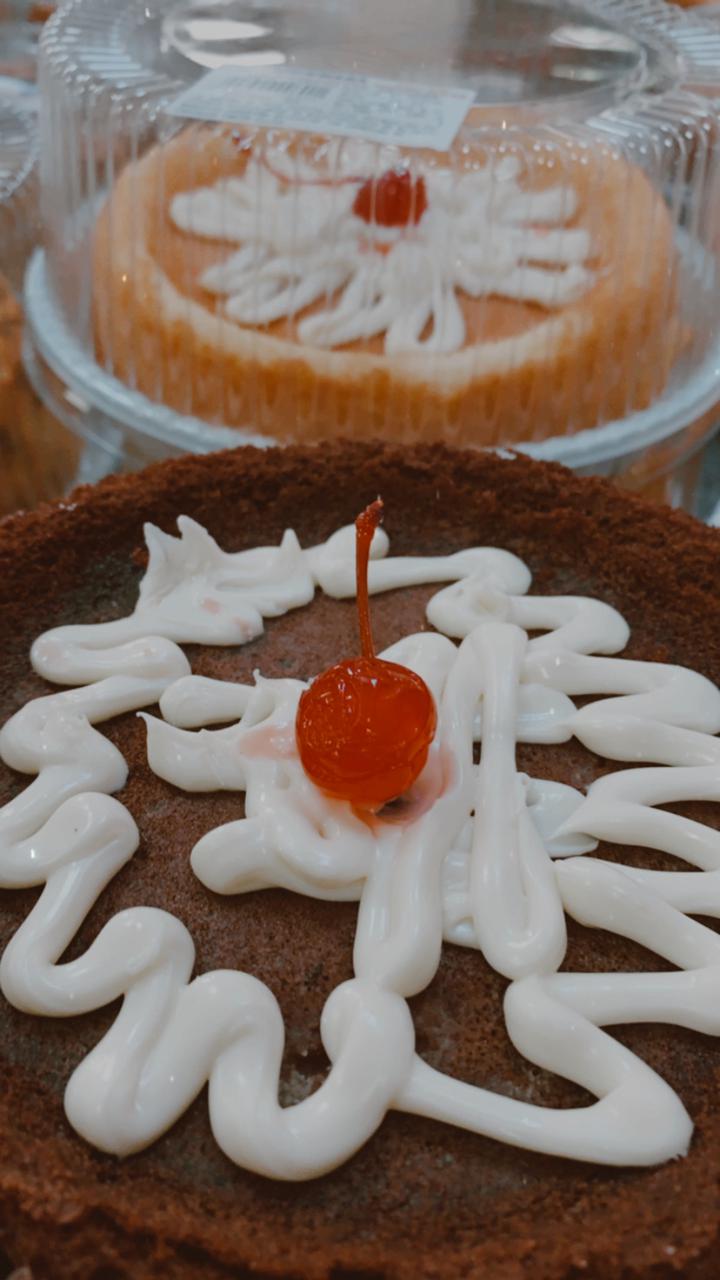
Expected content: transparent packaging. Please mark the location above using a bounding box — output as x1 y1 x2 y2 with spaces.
0 98 79 517
28 0 720 471
0 0 49 92
0 101 37 291
0 7 81 519
670 2 720 14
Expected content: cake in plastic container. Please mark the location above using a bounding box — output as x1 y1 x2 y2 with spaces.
32 0 720 450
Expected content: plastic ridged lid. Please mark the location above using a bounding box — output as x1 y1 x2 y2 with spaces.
38 0 720 107
0 0 52 104
600 0 720 79
0 2 48 286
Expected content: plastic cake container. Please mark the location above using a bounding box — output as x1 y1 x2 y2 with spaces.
21 0 720 509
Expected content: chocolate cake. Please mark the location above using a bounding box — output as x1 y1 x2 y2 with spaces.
2 441 720 1280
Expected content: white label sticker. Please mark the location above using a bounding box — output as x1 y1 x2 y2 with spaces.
167 66 474 152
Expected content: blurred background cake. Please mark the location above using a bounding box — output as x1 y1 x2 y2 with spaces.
93 122 684 446
0 0 713 512
18 0 716 495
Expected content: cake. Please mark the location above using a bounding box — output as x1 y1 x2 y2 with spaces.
92 126 684 446
2 441 720 1279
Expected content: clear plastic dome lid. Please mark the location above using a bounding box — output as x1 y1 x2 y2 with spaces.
38 0 720 113
34 0 720 450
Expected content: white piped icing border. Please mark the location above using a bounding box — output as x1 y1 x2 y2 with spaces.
2 517 720 1179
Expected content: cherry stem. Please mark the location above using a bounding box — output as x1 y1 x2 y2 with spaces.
355 498 384 660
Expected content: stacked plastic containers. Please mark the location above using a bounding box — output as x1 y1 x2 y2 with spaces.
23 0 720 508
0 3 85 515
0 2 47 288
0 101 37 291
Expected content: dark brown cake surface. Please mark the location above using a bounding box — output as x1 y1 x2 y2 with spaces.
2 442 720 1280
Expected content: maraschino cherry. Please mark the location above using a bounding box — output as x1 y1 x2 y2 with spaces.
353 169 428 229
296 500 437 809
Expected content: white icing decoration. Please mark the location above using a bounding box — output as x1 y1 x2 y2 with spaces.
171 149 594 355
2 518 720 1178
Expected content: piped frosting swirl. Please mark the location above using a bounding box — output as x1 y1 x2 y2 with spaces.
2 517 720 1177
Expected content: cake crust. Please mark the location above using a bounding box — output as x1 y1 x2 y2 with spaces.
2 442 720 1280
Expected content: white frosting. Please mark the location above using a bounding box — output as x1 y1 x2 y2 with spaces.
3 517 720 1179
171 149 594 355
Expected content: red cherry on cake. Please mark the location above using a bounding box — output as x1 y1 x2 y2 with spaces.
296 499 437 809
352 169 428 228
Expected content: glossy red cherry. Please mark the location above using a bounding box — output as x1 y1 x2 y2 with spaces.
296 500 437 809
352 169 428 229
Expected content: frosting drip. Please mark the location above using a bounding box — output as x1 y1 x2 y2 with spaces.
3 517 720 1178
171 149 594 355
